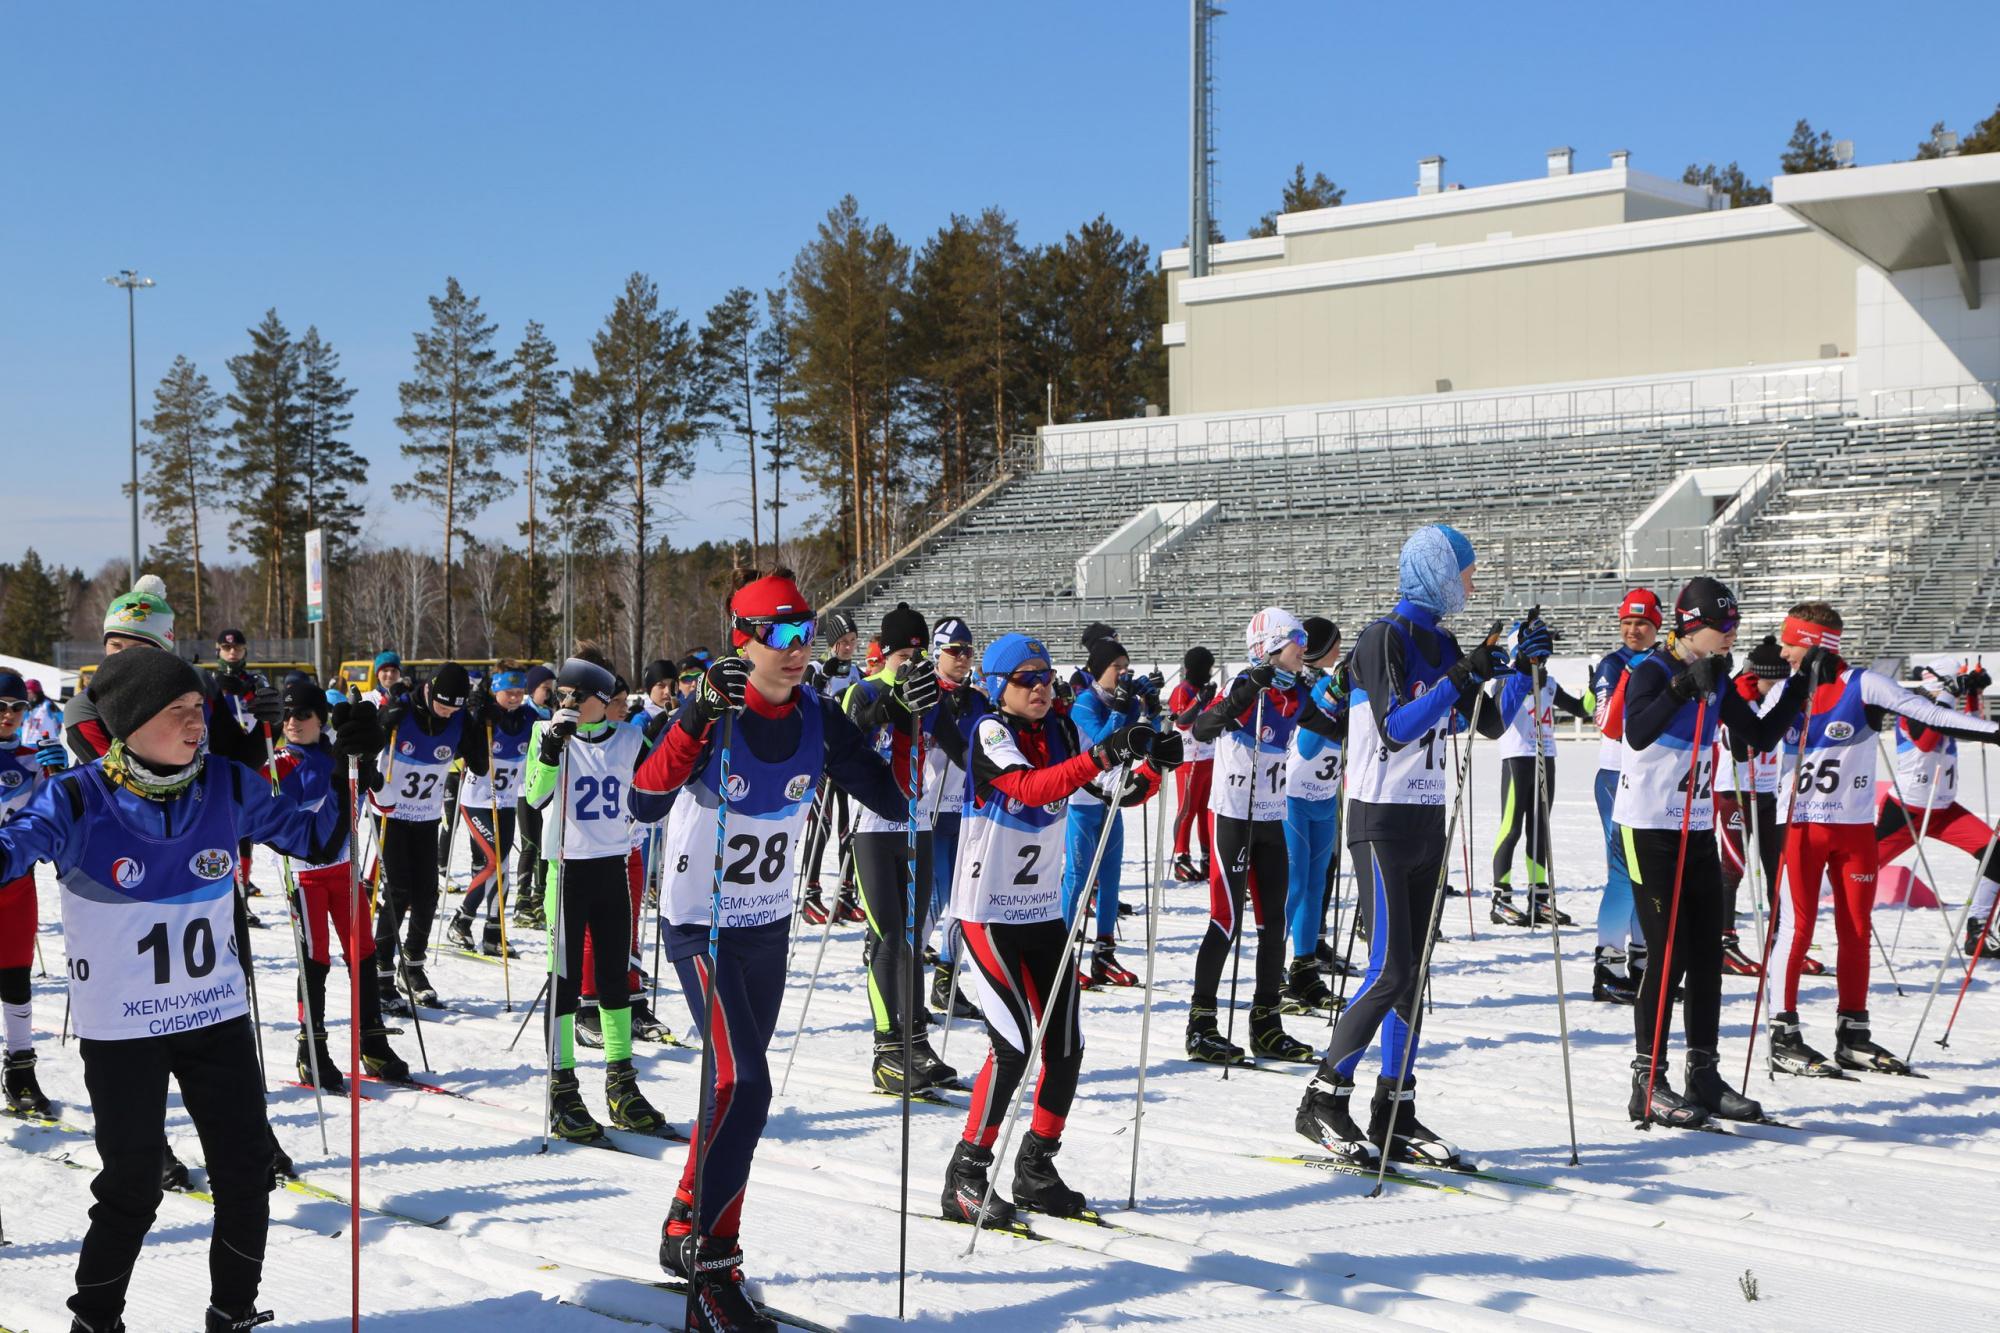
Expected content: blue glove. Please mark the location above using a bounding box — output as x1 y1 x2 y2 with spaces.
1512 618 1554 670
1311 674 1345 714
35 742 65 770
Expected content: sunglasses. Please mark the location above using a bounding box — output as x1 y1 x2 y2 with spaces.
939 644 973 658
737 616 817 650
1006 669 1056 689
284 706 322 722
0 701 25 712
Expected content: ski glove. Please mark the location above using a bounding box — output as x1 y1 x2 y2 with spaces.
1446 640 1507 694
1511 619 1554 670
1311 673 1345 715
1671 653 1732 701
692 658 752 728
540 708 583 763
892 657 939 717
1150 729 1186 770
328 700 386 758
34 742 64 770
249 684 285 728
1141 669 1166 696
1092 723 1155 770
1798 646 1840 687
1963 666 1992 699
1105 681 1134 712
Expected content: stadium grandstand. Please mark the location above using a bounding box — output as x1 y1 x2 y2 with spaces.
828 149 2000 668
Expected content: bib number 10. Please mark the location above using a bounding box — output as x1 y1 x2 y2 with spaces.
137 919 219 985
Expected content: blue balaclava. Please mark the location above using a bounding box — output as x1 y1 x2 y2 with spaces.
1398 524 1476 617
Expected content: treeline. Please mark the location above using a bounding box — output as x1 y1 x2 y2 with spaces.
113 196 1165 676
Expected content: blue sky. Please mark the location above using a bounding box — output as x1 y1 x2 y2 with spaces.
3 2 1992 575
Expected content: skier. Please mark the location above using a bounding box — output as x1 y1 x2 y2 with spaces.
22 677 64 756
1068 621 1119 697
641 659 678 721
799 610 863 926
520 648 668 1140
1486 626 1590 927
1186 607 1319 1066
576 684 676 1048
841 602 969 1093
1715 636 1788 975
0 671 54 1114
1613 578 1807 1125
269 676 411 1087
1295 527 1503 1166
1281 617 1349 1013
926 617 986 1020
940 631 1178 1227
1167 645 1219 883
366 662 490 1011
629 571 904 1332
360 651 407 709
1062 634 1160 989
446 668 535 957
1589 590 1659 1004
1768 605 2000 1075
1881 659 2000 957
0 645 381 1333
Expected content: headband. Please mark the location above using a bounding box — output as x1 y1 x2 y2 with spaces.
1780 617 1841 653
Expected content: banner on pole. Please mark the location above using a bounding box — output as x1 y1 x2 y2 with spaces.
305 528 325 625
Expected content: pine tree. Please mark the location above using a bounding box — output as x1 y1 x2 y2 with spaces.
1680 161 1772 207
297 328 364 559
138 355 224 636
569 272 700 673
1248 164 1345 238
752 287 802 551
903 215 994 506
0 549 68 660
393 277 510 657
500 320 568 661
223 310 307 638
696 287 764 567
1020 216 1163 425
1967 104 2000 155
1780 118 1841 174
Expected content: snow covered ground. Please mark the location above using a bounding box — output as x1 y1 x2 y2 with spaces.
7 738 2000 1331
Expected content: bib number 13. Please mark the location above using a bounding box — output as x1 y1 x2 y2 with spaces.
137 919 219 985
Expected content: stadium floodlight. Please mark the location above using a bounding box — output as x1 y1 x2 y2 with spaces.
1835 139 1855 169
106 269 157 587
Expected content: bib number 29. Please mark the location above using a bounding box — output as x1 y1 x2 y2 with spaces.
137 919 219 986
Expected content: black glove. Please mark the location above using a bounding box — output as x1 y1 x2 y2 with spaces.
1964 666 1992 698
539 706 582 763
1447 640 1507 694
1197 681 1219 708
1246 662 1278 691
1140 668 1165 697
892 657 939 717
1799 646 1840 687
1671 653 1731 701
1115 770 1154 808
1105 681 1134 712
693 657 752 726
249 684 284 728
465 688 495 721
328 700 385 758
1150 729 1186 770
1092 723 1155 770
949 682 984 719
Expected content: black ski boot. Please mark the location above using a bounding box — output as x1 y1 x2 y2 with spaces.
1965 916 2000 959
661 1232 778 1333
1769 1011 1842 1077
1248 1004 1315 1062
1184 1003 1247 1065
1367 1078 1464 1166
4 1049 52 1115
1012 1130 1089 1218
204 1307 274 1332
1834 1010 1914 1075
397 958 440 1008
480 920 519 958
941 1139 1017 1227
67 1316 126 1333
1684 1048 1764 1121
606 1058 666 1133
1528 890 1573 926
1592 947 1638 1004
575 1001 604 1049
360 1028 411 1083
1488 889 1531 927
909 1033 961 1091
1171 852 1201 883
161 1146 191 1191
1281 957 1334 1014
1315 938 1353 978
931 963 980 1020
1626 944 1649 992
445 912 476 952
268 1130 295 1181
629 997 671 1043
871 1033 914 1095
1295 1072 1378 1165
376 967 411 1017
295 1031 345 1093
1627 1056 1711 1128
548 1068 605 1142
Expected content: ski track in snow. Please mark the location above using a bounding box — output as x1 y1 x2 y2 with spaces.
4 740 1999 1330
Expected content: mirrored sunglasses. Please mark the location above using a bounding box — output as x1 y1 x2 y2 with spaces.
738 616 817 650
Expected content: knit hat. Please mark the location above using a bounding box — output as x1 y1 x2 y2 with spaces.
428 663 472 708
1302 616 1341 663
1080 621 1118 651
880 603 928 655
1085 637 1129 678
1182 645 1215 686
642 658 676 690
730 573 814 648
1747 635 1787 680
0 671 25 704
1246 607 1306 663
982 633 1052 702
1397 526 1471 617
932 617 973 652
216 628 247 648
1617 589 1662 628
282 675 328 721
89 647 204 742
523 664 555 695
822 610 858 643
373 650 402 673
556 656 618 704
102 574 176 651
1674 577 1740 635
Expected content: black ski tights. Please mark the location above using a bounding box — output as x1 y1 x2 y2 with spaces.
1193 814 1289 1010
852 829 935 1036
1621 825 1725 1057
373 816 441 966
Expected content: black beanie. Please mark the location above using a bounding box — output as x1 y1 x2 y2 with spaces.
880 602 928 654
642 658 675 690
1675 577 1739 634
429 662 472 707
1183 645 1215 685
1747 635 1787 679
1302 616 1341 662
1080 621 1118 651
282 675 328 721
1086 637 1129 678
90 647 205 742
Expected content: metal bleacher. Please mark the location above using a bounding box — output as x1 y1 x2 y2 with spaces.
829 406 2000 669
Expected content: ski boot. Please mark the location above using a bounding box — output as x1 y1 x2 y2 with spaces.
1684 1048 1764 1121
669 1235 778 1333
1089 937 1139 988
1769 1011 1842 1077
1488 889 1531 927
397 958 440 1009
1627 1056 1711 1129
1171 853 1201 883
548 1068 605 1142
480 921 519 958
4 1049 52 1115
1368 1079 1464 1166
1118 900 1136 918
1800 953 1828 976
630 997 671 1043
512 896 546 931
1248 1004 1316 1063
1281 957 1334 1013
445 912 476 952
909 1033 961 1091
1193 859 1212 884
67 1317 126 1333
1626 944 1649 991
204 1307 274 1332
268 1132 295 1181
1315 939 1353 978
941 1139 1017 1227
799 886 830 925
931 963 980 1020
1184 1003 1248 1065
1720 932 1763 976
606 1058 666 1133
1834 1010 1914 1075
1012 1130 1089 1218
575 1001 604 1049
360 1028 411 1083
1592 947 1638 1004
1965 916 2000 959
1528 890 1572 927
833 887 866 924
871 1033 915 1095
1295 1072 1378 1165
295 1031 345 1093
161 1146 191 1191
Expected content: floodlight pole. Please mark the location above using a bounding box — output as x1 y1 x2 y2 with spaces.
107 269 156 585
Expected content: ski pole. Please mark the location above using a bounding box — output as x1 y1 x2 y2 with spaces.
541 737 570 1152
1866 729 1955 995
1731 755 1773 975
237 877 269 1091
507 977 551 1050
264 725 328 1153
1639 696 1707 1130
965 757 1133 1257
1531 663 1580 1164
1937 892 1998 1048
345 751 364 1332
777 847 845 1095
896 691 927 1321
1906 830 2000 1059
1451 727 1475 939
1369 634 1498 1198
1128 728 1174 1210
1220 690 1264 1081
488 722 512 1011
1743 678 1821 1087
784 786 825 972
686 706 734 1330
1887 750 1941 963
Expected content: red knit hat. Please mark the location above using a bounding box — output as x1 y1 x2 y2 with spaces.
1617 589 1662 628
729 574 813 647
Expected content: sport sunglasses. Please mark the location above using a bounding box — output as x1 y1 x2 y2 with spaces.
736 615 818 650
1006 669 1056 688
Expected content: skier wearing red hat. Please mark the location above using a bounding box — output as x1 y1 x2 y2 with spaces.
1588 588 1661 1003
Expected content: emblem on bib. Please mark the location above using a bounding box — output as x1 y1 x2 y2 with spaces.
784 773 812 802
111 857 145 889
0 770 20 789
399 741 416 756
189 848 234 880
434 745 453 760
724 773 749 802
1824 721 1856 741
